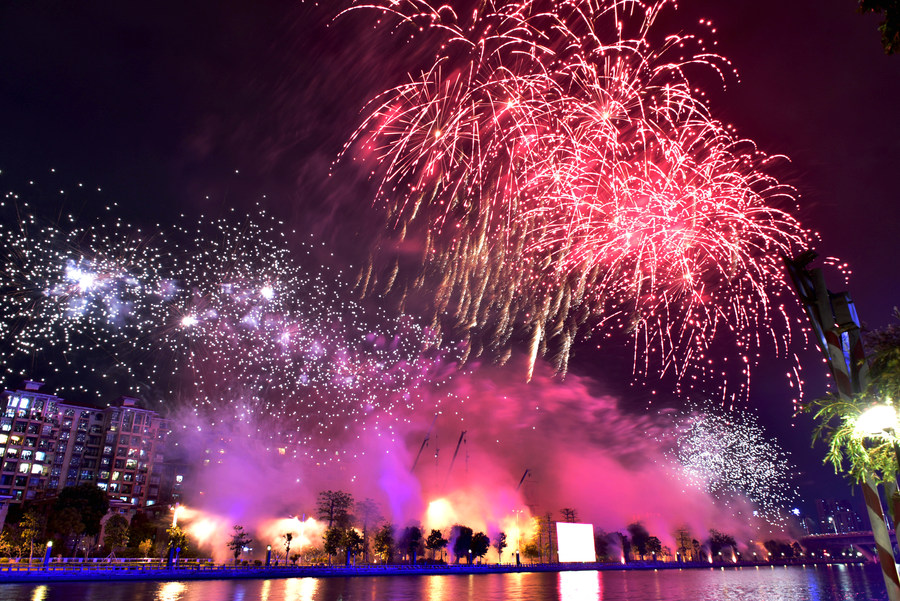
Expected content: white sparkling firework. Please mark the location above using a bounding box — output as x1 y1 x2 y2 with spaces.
0 195 457 463
0 196 171 396
662 403 800 525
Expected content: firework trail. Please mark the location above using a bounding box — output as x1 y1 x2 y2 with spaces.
660 402 800 525
343 0 809 396
0 198 456 463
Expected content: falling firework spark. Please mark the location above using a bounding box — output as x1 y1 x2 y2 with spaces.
344 0 809 397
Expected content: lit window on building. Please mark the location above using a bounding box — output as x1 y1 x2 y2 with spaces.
17 462 30 474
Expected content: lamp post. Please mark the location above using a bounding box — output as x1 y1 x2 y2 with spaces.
783 252 900 601
266 545 272 567
42 541 52 569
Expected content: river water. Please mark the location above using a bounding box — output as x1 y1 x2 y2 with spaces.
0 564 888 601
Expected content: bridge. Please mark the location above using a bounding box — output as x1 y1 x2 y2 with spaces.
800 531 895 561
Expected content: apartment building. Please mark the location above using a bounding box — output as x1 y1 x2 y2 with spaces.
0 381 179 508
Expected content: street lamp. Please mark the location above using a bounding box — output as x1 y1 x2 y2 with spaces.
856 403 900 469
856 403 900 533
43 541 53 569
856 404 899 438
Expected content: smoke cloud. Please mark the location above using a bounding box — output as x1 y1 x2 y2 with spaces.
171 358 794 561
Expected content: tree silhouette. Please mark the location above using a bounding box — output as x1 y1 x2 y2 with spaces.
627 522 650 560
373 523 395 563
471 532 491 563
399 526 423 565
343 529 364 566
492 532 508 563
450 525 473 563
104 515 130 554
226 525 252 564
426 529 448 561
316 490 354 529
355 498 381 563
19 511 44 564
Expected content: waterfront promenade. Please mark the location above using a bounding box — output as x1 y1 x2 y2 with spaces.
0 557 867 584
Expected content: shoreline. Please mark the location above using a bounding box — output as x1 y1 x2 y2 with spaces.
0 559 867 584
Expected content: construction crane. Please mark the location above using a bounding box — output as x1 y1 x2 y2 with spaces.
444 430 467 486
410 414 438 473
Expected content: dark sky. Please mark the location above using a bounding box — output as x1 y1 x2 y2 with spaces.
1 0 898 517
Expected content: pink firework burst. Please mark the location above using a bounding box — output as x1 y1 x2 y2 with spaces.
343 0 810 397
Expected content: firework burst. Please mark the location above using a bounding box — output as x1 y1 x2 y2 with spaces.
0 193 171 396
0 194 457 463
343 0 809 396
662 403 800 525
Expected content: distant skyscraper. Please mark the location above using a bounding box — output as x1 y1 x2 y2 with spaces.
816 498 865 534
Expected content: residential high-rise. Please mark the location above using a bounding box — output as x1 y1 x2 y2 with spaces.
0 381 178 508
815 498 865 534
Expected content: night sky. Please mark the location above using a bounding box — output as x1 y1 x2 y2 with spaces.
1 0 899 518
